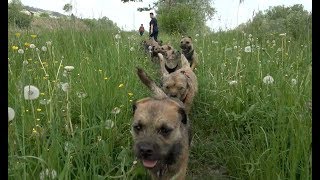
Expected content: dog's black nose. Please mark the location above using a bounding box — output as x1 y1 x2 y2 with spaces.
139 143 154 157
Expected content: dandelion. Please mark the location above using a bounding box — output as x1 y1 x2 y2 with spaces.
36 48 40 52
24 85 40 100
46 41 52 46
115 34 121 39
8 107 15 122
279 33 286 37
118 84 124 88
133 160 138 165
195 34 199 37
194 39 198 42
18 49 24 54
64 66 74 72
24 42 30 47
228 80 238 85
37 108 42 112
234 46 238 49
40 168 57 180
128 92 133 96
263 75 274 84
61 83 70 92
15 33 21 37
23 60 28 66
76 92 87 99
12 46 18 50
41 46 47 52
29 44 36 49
244 46 252 53
236 56 241 60
248 34 252 38
105 119 115 129
39 99 51 105
130 47 135 51
291 79 297 85
31 34 37 38
111 107 121 114
104 77 108 80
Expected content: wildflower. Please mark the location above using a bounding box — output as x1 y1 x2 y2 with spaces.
98 69 102 72
18 49 24 54
130 47 135 51
39 99 51 105
115 34 121 39
76 92 87 99
279 33 286 37
194 39 198 42
12 46 18 50
212 41 218 44
244 46 252 53
128 92 133 96
272 40 276 44
248 34 252 38
195 34 199 37
15 33 21 37
46 41 52 46
31 34 37 38
234 46 238 49
111 107 121 114
133 160 138 165
228 80 238 85
104 77 108 80
291 79 297 85
24 42 30 47
64 66 74 72
61 83 70 92
8 107 15 122
266 40 270 44
29 44 36 49
23 60 28 65
97 136 102 142
105 119 115 129
24 85 40 100
64 142 73 152
39 168 57 180
263 75 274 84
41 46 47 52
37 108 42 112
118 84 124 88
36 48 40 52
62 70 68 77
236 56 241 60
277 48 282 52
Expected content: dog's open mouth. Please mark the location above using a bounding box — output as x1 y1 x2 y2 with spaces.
142 159 158 168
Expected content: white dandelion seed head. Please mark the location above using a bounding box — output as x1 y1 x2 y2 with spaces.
244 46 252 53
23 60 28 66
263 75 274 84
18 49 24 54
130 47 135 51
195 34 199 37
248 34 252 38
228 80 238 85
111 107 121 114
39 99 51 105
105 119 115 129
41 46 47 52
29 44 36 49
291 79 297 85
279 33 286 37
50 169 57 179
236 56 241 60
39 170 45 180
76 92 87 99
61 83 70 92
64 66 74 72
115 34 121 39
272 40 276 44
266 40 270 44
46 41 52 46
246 41 250 45
234 46 238 49
24 85 40 100
194 39 198 42
8 107 15 122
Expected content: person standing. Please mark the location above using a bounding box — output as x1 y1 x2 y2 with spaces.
149 12 159 42
139 24 145 36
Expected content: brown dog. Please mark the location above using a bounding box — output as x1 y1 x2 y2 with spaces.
133 68 191 180
158 53 198 114
180 37 198 70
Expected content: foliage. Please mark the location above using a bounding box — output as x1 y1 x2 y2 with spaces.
39 12 50 18
63 3 73 14
8 0 33 29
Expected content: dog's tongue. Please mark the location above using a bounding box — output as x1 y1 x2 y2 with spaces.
142 160 158 168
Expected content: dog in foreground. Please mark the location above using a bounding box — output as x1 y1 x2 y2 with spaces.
132 68 191 180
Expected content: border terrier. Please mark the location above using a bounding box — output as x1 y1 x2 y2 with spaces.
163 48 182 74
158 53 198 114
180 37 198 70
133 68 191 180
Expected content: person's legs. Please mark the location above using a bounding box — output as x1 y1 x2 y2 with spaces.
153 31 158 42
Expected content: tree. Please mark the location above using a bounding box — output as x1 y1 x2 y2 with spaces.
63 3 73 15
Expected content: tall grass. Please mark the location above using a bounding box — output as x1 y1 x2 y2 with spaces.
8 22 311 179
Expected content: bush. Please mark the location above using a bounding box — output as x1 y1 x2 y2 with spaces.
8 1 33 29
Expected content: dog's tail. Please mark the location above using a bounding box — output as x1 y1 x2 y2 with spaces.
137 67 167 100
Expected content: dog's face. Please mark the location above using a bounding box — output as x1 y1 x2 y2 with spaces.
180 37 193 51
162 70 189 100
132 98 188 169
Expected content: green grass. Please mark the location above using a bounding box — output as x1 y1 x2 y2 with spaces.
8 23 311 179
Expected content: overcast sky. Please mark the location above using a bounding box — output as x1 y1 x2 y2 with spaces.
12 0 312 31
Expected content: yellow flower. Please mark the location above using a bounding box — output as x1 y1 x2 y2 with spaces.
98 69 102 72
15 33 21 37
28 58 32 61
12 46 18 50
36 108 42 112
104 77 108 80
128 92 133 96
24 42 30 47
118 84 124 88
40 92 45 96
32 128 37 133
43 77 48 80
31 35 37 38
36 118 40 121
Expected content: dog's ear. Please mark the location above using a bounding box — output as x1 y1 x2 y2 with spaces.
132 102 137 114
178 108 188 124
188 36 192 40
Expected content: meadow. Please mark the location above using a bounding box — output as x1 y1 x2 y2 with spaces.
8 20 312 179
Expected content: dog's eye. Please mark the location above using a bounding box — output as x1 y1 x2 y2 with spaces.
158 126 172 136
133 124 143 132
180 41 183 44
